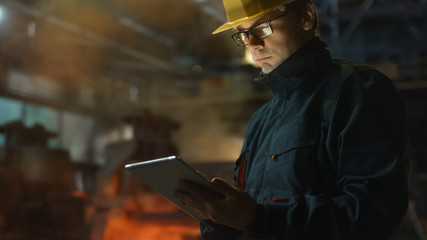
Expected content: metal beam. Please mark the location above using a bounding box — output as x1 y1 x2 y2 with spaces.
340 0 374 46
77 0 177 48
2 0 175 71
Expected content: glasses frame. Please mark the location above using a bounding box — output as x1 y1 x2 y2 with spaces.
231 13 287 47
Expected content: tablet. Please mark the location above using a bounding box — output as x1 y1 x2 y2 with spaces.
125 155 213 220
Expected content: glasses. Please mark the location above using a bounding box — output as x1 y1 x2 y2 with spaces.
231 13 287 47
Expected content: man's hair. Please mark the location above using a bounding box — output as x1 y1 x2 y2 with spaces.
285 0 320 36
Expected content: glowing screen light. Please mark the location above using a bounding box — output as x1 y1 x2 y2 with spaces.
0 6 4 23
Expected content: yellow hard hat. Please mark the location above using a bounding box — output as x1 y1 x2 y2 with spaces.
212 0 295 34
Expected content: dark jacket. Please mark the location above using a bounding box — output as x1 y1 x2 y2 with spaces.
201 37 408 240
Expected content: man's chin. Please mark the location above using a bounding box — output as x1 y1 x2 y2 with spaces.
261 64 276 74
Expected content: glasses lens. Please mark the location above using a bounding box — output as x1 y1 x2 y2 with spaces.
252 24 272 39
231 23 273 47
261 26 273 37
232 32 248 47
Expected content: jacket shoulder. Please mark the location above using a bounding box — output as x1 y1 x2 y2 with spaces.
332 59 394 89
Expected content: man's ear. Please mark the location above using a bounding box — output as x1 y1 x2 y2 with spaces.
302 2 316 31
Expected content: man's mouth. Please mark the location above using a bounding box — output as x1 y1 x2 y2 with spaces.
255 57 270 63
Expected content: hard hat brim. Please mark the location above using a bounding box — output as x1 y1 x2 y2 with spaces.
212 0 292 34
212 11 266 34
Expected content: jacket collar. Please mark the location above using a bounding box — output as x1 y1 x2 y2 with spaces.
256 37 332 96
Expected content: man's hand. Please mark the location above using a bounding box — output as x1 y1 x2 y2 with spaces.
174 178 257 232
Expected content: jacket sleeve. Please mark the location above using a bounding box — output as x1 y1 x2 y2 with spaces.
248 69 409 240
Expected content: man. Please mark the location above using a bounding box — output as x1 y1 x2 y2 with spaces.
174 0 409 239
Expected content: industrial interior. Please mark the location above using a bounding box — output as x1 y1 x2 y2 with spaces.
0 0 426 239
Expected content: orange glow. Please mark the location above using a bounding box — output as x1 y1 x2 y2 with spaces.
72 190 89 198
103 212 201 240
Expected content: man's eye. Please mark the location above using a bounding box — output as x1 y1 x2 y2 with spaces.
252 25 270 37
261 26 272 35
254 23 268 30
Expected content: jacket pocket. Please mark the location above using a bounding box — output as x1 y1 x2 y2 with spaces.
263 188 295 205
265 117 320 192
270 116 320 158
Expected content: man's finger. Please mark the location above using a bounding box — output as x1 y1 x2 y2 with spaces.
178 179 225 200
211 178 237 195
173 191 192 206
177 179 208 192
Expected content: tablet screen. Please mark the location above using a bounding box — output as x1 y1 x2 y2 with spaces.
125 156 213 220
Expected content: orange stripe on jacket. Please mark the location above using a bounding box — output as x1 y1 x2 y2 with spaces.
236 154 246 190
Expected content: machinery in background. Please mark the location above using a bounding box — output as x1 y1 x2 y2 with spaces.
0 121 89 240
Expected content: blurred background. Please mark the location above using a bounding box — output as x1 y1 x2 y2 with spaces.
0 0 426 239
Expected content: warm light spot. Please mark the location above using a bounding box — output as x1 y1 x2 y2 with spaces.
103 212 201 240
72 190 88 198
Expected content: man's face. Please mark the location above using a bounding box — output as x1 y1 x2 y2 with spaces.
237 10 311 74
